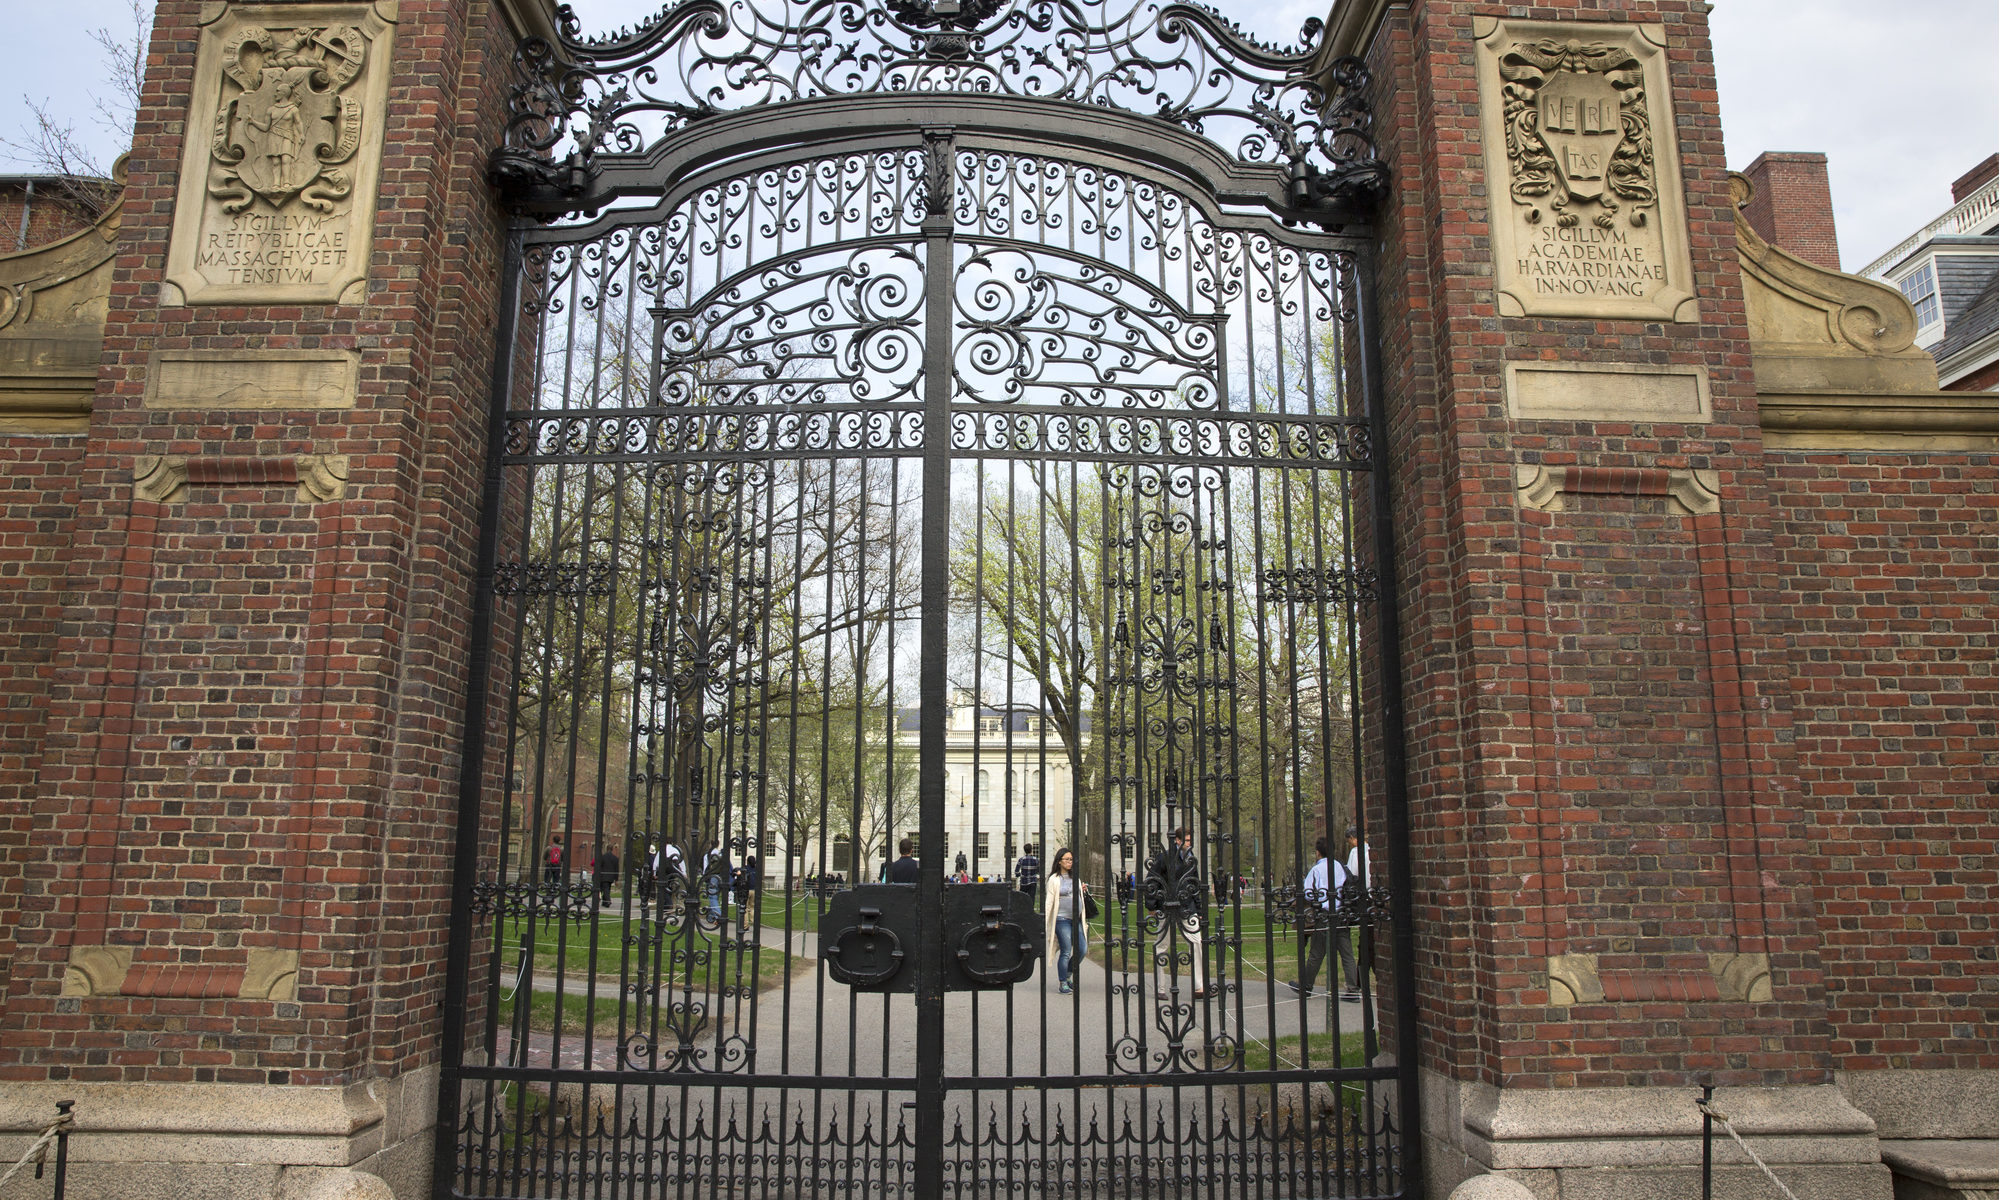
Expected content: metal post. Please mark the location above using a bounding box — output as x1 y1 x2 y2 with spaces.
434 225 528 1200
1357 239 1424 1200
912 128 958 1197
1702 1083 1715 1200
37 1099 73 1200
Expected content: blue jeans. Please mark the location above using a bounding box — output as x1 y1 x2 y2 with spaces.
1055 917 1087 985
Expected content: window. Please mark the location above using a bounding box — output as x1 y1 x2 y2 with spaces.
976 831 991 859
981 717 1002 735
906 831 921 857
1005 832 1017 861
1898 260 1940 328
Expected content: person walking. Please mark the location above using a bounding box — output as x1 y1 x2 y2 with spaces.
594 844 621 909
1144 826 1208 999
1290 836 1357 1000
1041 847 1090 995
542 834 565 887
639 843 659 906
703 840 730 921
654 835 686 905
1343 824 1373 999
1015 844 1040 894
888 838 920 884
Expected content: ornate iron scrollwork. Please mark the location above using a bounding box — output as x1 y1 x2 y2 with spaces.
489 0 1386 222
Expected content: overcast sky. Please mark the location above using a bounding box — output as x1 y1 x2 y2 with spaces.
2 1 1991 271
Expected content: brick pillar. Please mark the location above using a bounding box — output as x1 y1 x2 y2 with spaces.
0 1 543 1195
1346 5 1890 1199
1740 151 1843 271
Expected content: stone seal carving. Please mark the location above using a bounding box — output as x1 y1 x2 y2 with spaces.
209 23 371 214
1473 18 1695 322
164 3 397 307
1497 38 1654 230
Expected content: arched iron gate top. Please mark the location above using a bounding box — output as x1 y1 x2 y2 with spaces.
439 3 1421 1199
486 0 1387 226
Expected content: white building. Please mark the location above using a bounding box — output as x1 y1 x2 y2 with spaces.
1859 153 1999 390
780 690 1091 885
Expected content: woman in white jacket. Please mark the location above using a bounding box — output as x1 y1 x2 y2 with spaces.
1042 847 1089 994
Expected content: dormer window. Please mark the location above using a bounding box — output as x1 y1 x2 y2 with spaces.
1898 260 1941 329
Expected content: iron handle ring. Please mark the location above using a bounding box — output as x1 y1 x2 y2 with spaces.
955 904 1033 986
825 907 905 988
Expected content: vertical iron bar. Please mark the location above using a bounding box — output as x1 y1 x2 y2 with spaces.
1356 239 1422 1200
436 225 525 1200
52 1103 68 1200
914 131 957 1197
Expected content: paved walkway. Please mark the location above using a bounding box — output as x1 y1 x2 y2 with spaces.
495 912 1378 1148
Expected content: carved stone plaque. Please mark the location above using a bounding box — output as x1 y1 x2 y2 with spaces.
1473 17 1697 322
164 2 398 306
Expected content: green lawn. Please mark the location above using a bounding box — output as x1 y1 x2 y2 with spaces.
1240 1030 1377 1116
1241 1029 1369 1074
516 948 800 1034
1081 905 1348 988
757 892 830 933
500 910 788 978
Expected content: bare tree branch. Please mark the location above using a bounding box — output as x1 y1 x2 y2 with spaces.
0 0 148 232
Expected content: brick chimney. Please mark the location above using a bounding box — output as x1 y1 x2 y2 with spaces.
1740 151 1842 272
1951 153 1999 202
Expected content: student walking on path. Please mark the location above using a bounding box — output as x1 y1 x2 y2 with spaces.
1042 847 1090 995
1290 836 1358 1000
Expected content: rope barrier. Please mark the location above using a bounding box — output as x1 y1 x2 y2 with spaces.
1697 1097 1804 1200
501 949 530 1002
0 1104 72 1191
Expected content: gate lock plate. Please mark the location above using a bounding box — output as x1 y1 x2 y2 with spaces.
945 885 1039 990
819 883 1042 992
821 887 918 993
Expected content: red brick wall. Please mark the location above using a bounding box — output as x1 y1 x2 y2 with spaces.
1943 356 1999 392
0 0 518 1086
1365 0 1832 1090
1740 152 1842 272
0 184 106 255
0 441 86 994
1768 451 1999 1071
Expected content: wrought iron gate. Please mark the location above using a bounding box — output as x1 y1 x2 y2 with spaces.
438 2 1416 1196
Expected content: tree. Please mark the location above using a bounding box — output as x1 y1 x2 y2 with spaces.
1 1 149 229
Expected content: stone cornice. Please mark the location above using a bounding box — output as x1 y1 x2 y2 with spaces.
1310 0 1398 73
492 0 562 48
1758 390 1999 452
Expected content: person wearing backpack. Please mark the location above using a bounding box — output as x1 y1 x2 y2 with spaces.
1290 835 1357 1000
1015 844 1040 894
542 834 565 887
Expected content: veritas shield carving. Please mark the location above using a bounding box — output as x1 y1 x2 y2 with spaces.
210 24 370 213
1497 38 1654 229
1475 18 1695 321
1536 70 1621 203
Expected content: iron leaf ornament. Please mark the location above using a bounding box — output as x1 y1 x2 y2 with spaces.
489 0 1385 220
